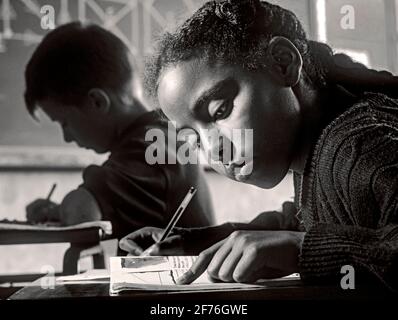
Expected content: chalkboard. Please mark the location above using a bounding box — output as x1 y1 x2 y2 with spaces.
0 43 64 147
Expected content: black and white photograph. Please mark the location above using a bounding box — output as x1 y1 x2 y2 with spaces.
0 0 397 314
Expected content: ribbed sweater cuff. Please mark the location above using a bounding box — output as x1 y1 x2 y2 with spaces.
298 223 381 283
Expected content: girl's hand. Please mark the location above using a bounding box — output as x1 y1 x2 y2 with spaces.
119 226 183 256
119 224 236 256
176 230 305 284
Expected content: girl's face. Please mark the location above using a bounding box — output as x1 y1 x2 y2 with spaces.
158 58 302 188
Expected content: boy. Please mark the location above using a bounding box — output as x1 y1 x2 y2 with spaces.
24 22 214 238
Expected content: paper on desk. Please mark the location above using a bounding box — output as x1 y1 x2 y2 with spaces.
57 269 110 282
110 256 300 294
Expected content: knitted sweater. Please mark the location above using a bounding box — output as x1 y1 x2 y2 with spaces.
297 93 398 291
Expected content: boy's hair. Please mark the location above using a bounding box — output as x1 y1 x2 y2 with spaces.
25 22 134 116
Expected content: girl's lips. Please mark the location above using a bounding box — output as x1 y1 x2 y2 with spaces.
235 173 250 182
224 162 243 175
241 162 254 175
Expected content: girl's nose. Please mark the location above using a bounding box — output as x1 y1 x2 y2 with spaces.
199 128 236 165
210 135 235 164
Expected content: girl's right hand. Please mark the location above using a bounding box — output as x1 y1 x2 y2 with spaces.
118 224 235 256
119 226 185 256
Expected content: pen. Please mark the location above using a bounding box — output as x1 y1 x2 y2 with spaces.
46 183 57 201
141 187 197 256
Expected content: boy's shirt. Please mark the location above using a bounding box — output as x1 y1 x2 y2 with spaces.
81 110 214 238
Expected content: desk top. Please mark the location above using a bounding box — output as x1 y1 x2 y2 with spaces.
0 221 112 244
8 276 396 300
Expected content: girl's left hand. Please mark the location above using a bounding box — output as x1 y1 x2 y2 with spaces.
176 230 305 284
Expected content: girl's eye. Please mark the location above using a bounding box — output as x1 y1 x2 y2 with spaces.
208 100 232 121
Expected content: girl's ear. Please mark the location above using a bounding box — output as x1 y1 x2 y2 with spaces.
266 36 303 87
87 88 111 114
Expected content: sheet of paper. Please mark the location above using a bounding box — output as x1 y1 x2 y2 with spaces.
110 256 300 294
57 269 110 282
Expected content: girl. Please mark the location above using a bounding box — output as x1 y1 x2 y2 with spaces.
120 0 398 290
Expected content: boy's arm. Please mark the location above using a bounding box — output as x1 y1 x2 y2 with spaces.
26 187 102 225
59 187 102 226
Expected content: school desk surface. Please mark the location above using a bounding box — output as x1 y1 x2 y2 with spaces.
8 276 396 300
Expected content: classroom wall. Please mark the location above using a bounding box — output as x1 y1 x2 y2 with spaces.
325 0 394 71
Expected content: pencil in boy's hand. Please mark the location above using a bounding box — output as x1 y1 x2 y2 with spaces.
46 183 57 201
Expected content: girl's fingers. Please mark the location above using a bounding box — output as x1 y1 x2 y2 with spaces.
232 250 284 283
119 238 143 256
216 245 244 282
232 248 262 282
176 240 225 284
147 236 184 256
206 238 233 279
158 236 186 255
140 244 157 256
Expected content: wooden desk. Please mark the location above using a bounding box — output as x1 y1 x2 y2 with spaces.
8 276 396 301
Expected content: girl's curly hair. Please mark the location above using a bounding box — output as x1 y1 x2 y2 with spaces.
145 0 332 99
145 0 398 101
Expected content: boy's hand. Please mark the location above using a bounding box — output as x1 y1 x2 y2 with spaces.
26 199 60 223
176 230 305 284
